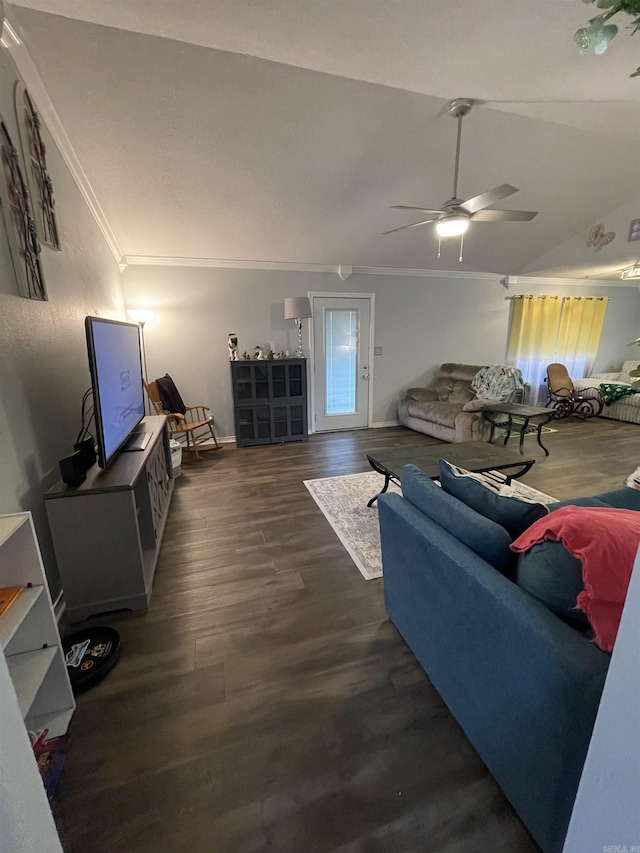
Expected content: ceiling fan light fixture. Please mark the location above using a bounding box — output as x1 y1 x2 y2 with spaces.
436 215 469 237
621 263 640 280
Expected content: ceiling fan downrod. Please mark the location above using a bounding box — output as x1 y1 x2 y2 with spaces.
449 98 473 202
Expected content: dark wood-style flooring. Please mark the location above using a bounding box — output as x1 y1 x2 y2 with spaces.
54 417 639 852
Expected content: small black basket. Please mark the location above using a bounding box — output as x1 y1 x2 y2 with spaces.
62 626 121 694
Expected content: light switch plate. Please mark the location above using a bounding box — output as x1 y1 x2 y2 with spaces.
374 346 383 356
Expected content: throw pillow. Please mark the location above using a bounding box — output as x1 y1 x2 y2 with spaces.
438 459 550 539
511 505 640 652
514 540 590 630
406 387 438 403
400 464 514 574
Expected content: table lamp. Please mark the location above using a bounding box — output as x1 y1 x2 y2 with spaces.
284 297 312 358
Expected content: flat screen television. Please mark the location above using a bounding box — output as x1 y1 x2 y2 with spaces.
85 316 148 469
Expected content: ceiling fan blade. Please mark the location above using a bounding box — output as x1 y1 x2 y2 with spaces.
390 205 444 215
471 209 539 222
459 184 519 215
382 217 438 235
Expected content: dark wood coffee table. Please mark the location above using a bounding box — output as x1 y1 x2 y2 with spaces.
480 402 555 456
366 440 535 507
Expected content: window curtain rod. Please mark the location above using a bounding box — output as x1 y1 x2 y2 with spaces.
504 294 610 301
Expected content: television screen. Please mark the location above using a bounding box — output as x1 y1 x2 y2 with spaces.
85 316 146 469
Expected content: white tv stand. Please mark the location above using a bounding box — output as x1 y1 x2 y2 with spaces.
45 416 174 622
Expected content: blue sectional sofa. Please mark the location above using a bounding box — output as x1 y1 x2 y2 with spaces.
377 465 635 853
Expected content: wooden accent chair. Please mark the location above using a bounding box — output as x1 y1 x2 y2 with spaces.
145 377 220 459
544 362 604 419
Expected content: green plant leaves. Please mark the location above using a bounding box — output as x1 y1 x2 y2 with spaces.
575 0 639 59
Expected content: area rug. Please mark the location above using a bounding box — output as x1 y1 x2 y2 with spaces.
504 422 557 439
303 471 400 580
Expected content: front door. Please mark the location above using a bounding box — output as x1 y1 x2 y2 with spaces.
311 295 373 432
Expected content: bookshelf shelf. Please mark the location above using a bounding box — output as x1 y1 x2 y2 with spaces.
0 512 75 740
0 585 43 649
7 646 57 717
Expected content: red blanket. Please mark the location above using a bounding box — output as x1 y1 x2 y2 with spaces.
511 505 640 652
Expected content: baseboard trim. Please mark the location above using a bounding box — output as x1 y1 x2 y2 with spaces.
53 591 66 625
370 420 400 429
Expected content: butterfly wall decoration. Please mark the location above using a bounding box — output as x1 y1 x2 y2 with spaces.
587 224 616 252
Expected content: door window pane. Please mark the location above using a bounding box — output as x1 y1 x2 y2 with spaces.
325 310 357 415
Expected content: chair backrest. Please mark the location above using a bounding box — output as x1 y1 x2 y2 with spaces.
546 363 574 397
144 380 169 416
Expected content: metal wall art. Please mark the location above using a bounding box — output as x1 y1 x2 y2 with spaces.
15 81 61 250
0 116 46 300
628 218 640 242
586 223 615 252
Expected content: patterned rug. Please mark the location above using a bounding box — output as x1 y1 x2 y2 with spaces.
303 471 400 580
304 468 556 581
503 422 557 439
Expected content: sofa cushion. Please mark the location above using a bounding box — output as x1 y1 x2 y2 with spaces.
433 377 456 401
595 487 640 510
438 460 550 539
407 400 462 428
550 486 640 512
550 496 610 510
405 387 438 403
448 380 475 405
514 540 590 630
511 506 640 651
401 464 514 573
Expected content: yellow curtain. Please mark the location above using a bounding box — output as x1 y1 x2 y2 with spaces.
556 297 608 364
506 296 563 362
506 294 608 404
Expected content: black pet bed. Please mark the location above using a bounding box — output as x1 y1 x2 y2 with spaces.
62 626 121 694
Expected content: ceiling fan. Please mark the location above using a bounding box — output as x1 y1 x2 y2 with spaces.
384 98 539 244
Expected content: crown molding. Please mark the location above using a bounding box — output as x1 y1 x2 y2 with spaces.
507 274 634 287
124 255 629 284
355 265 499 280
124 255 340 273
123 255 510 280
1 18 126 269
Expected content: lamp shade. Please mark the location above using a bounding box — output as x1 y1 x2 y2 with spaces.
284 297 312 320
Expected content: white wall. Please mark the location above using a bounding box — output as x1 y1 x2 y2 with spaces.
121 265 639 439
0 48 125 599
521 197 640 279
563 553 640 853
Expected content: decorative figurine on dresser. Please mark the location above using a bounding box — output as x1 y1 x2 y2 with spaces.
228 333 239 361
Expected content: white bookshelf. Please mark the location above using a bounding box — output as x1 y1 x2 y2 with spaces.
0 512 75 739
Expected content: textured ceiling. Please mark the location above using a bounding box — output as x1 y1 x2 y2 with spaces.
7 0 640 276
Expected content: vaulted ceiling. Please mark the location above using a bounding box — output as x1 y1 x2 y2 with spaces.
6 0 640 277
